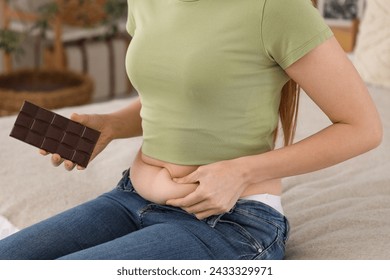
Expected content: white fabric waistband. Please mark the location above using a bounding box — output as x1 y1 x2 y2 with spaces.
241 194 284 215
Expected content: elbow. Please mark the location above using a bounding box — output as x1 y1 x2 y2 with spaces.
371 125 383 149
363 118 383 151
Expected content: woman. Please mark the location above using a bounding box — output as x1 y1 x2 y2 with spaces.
0 0 382 259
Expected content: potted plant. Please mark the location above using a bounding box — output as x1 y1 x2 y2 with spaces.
0 0 127 116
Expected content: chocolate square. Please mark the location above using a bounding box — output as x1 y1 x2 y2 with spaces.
52 115 68 130
22 101 39 117
46 126 64 141
14 113 33 128
71 152 89 168
36 108 54 123
66 121 84 135
31 120 49 135
82 127 100 143
62 133 79 148
10 126 29 140
41 138 59 154
57 144 75 159
25 131 44 147
77 138 94 154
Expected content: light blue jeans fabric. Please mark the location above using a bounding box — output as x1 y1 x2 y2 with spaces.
0 169 289 260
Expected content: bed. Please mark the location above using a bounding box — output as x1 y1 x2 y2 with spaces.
1 74 389 259
2 0 390 255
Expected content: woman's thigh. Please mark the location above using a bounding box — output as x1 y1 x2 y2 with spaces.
0 190 144 260
58 223 216 260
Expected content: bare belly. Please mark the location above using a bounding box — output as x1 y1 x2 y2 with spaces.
130 148 282 205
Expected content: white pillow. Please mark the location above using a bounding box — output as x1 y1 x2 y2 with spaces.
353 0 390 89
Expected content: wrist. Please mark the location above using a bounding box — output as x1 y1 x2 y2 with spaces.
230 156 254 190
104 113 124 140
233 154 270 187
105 98 143 140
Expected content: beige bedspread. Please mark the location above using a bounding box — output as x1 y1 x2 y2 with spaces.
283 86 390 259
0 85 389 259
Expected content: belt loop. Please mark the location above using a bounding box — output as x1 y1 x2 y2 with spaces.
206 213 224 228
205 204 236 227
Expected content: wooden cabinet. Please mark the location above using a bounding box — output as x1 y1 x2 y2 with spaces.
329 20 359 52
312 0 359 52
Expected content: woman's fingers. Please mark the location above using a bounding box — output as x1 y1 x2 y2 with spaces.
64 160 76 171
166 189 204 208
39 149 49 156
76 165 86 171
51 154 64 167
42 151 79 171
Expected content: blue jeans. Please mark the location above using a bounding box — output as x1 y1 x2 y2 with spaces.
0 169 289 260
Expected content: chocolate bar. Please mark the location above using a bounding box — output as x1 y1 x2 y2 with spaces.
9 101 100 168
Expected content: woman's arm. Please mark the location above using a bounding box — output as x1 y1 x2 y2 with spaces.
239 36 382 185
104 96 143 140
168 37 383 219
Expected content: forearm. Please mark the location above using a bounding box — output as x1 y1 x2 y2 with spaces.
106 97 143 140
238 122 382 185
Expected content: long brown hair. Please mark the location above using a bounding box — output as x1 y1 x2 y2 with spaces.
275 79 300 146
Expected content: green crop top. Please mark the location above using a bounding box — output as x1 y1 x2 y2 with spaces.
125 0 333 165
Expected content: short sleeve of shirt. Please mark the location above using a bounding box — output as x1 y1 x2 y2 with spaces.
262 0 333 69
126 0 136 36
